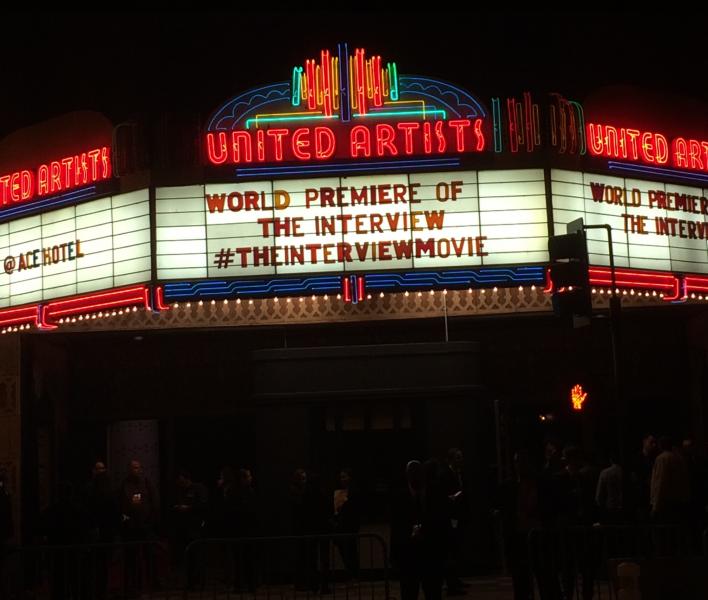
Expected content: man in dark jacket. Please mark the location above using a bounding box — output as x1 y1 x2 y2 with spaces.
85 461 119 600
391 460 448 600
440 448 468 595
172 469 208 590
119 460 158 594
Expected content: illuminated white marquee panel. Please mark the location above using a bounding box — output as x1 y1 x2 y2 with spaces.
155 169 548 279
0 189 151 307
552 169 708 274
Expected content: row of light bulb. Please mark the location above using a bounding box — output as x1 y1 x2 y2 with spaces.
170 285 539 309
3 285 704 334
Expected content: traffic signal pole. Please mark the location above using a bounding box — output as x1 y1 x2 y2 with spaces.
581 224 624 464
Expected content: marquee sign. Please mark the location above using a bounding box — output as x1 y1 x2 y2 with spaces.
552 169 708 274
0 189 151 308
0 146 111 208
205 45 488 169
155 169 549 280
586 122 708 174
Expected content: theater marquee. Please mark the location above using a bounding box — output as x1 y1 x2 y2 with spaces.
155 169 549 280
0 189 151 307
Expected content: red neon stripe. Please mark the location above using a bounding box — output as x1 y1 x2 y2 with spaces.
543 267 553 293
356 48 366 116
662 278 683 302
44 285 148 319
343 277 351 303
143 287 151 310
588 267 677 291
321 50 332 117
357 276 365 301
685 275 708 293
507 98 519 153
0 304 39 327
524 92 533 152
155 286 170 311
306 59 317 111
372 55 383 107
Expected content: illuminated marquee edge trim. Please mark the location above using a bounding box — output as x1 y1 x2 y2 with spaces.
0 284 152 331
544 266 700 303
1 265 705 332
160 267 546 303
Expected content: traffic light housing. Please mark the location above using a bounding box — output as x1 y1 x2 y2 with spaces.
548 230 592 325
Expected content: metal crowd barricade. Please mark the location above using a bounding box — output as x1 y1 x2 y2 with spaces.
183 533 390 600
527 524 706 600
2 539 172 600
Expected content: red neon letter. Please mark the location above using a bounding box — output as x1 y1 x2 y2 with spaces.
474 118 485 151
654 134 668 165
74 154 86 185
314 127 335 160
38 165 49 196
375 124 398 156
672 137 688 168
206 132 228 164
448 119 471 152
20 170 33 201
626 129 640 160
61 157 73 188
396 122 419 155
256 130 266 161
292 128 312 160
640 132 656 164
434 120 446 153
0 175 9 205
266 129 288 162
50 161 62 192
101 146 111 179
689 139 704 170
350 125 371 158
87 150 100 182
587 123 604 155
422 122 433 154
9 173 20 202
231 131 253 163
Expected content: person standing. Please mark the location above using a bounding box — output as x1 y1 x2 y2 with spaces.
595 451 624 524
85 461 118 600
333 468 361 579
650 436 690 524
119 460 158 594
391 460 447 600
233 468 259 592
440 448 467 595
172 470 208 590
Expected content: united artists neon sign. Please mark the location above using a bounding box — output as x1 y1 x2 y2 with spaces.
205 45 488 166
586 122 708 173
0 146 112 206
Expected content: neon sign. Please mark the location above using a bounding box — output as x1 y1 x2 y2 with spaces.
205 44 488 167
0 146 112 207
586 122 708 173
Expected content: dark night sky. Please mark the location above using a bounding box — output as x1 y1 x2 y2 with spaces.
0 10 705 138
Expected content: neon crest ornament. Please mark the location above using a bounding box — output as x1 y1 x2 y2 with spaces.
571 384 588 411
205 43 488 169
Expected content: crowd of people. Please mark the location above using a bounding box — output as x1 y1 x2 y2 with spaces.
1 435 706 600
499 435 707 600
